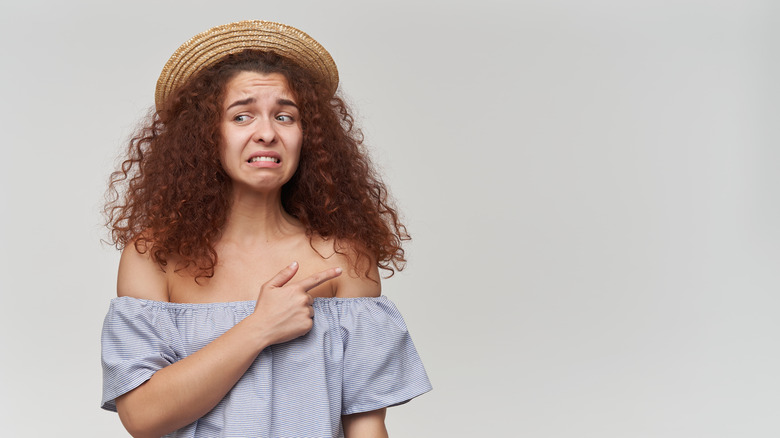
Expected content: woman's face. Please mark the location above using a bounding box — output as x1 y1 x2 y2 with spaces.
219 70 303 195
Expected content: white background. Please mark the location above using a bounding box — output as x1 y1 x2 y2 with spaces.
1 1 778 436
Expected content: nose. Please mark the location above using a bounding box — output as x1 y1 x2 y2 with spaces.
253 117 277 144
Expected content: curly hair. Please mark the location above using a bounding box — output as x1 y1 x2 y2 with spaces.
105 50 409 279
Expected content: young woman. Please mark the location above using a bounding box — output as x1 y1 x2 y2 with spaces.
101 21 430 438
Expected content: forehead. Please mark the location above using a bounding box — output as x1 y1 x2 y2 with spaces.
222 71 294 103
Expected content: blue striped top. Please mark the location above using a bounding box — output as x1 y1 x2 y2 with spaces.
101 296 431 437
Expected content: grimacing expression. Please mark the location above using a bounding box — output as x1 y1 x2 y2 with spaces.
219 71 303 195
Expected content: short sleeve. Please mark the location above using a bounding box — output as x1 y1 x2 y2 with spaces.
100 297 182 412
340 297 432 415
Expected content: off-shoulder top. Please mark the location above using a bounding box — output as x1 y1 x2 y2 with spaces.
101 296 431 438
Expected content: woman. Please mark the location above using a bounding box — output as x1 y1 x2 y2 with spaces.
102 21 431 437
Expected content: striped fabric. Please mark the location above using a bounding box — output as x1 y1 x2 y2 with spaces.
101 296 431 437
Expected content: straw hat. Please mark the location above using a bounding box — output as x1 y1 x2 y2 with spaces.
155 20 339 110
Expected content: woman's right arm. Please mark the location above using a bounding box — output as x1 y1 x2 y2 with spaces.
114 245 340 438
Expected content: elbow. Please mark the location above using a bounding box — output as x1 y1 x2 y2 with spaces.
116 395 167 438
118 408 158 438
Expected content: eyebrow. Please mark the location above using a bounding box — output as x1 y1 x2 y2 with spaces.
225 97 255 111
225 97 299 111
277 99 299 109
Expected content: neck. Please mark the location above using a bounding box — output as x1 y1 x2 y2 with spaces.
220 187 301 246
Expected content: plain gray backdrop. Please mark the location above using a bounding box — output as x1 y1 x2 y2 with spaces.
1 1 778 436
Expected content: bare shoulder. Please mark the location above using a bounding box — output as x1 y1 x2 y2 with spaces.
309 237 381 298
117 241 169 301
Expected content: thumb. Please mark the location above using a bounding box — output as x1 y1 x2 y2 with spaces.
267 261 299 288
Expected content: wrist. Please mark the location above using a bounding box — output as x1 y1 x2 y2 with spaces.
240 313 273 354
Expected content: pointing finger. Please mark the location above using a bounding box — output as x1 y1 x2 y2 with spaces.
295 267 343 292
267 261 300 288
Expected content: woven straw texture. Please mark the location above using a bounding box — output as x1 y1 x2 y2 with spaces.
155 20 338 110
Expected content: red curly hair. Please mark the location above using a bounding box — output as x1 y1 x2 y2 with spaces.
105 50 408 279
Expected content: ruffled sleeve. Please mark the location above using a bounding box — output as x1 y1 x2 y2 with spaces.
338 297 432 415
100 297 183 412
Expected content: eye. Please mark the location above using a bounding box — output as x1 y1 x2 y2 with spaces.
233 114 251 123
276 114 294 123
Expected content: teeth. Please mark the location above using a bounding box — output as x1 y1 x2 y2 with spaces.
249 156 280 163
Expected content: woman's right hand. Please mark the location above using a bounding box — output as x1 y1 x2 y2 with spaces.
114 252 342 438
252 261 342 345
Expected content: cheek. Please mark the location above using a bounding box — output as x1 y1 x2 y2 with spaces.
290 140 303 170
287 129 303 164
218 126 245 166
216 141 239 179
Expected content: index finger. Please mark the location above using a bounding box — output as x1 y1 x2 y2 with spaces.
294 267 343 292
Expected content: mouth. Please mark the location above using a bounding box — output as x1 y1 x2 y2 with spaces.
248 156 280 164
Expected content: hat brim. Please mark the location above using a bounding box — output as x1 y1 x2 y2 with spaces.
155 20 339 110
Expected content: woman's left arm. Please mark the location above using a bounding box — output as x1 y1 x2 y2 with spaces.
342 409 388 438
